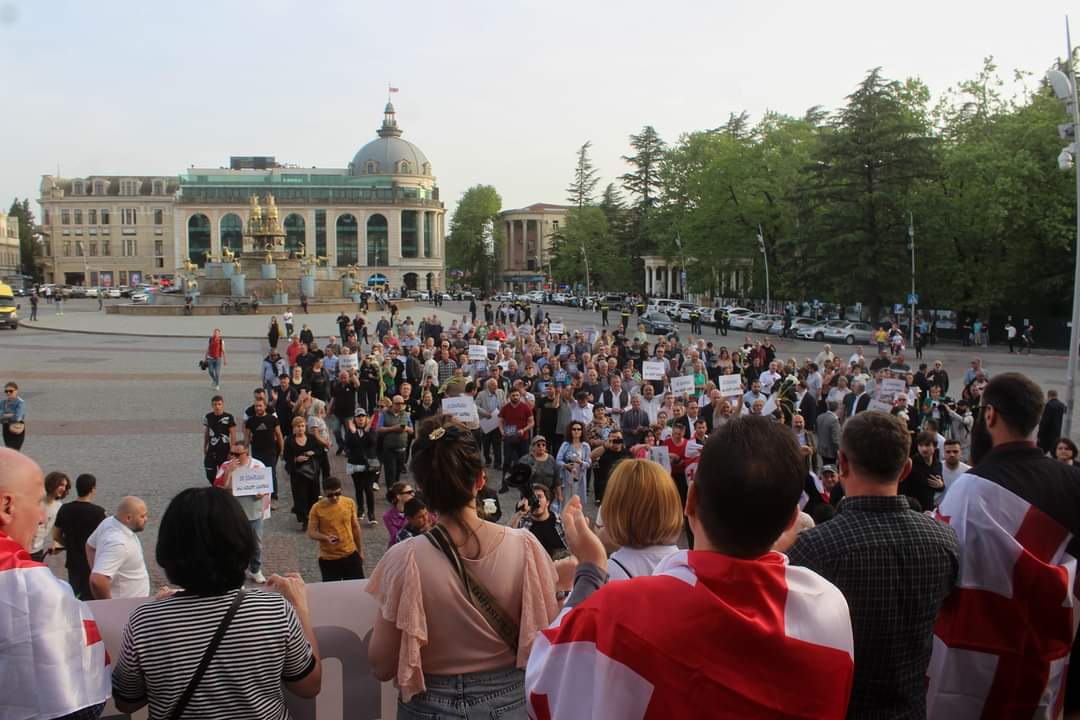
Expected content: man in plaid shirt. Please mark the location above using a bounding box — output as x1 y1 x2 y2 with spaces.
784 412 959 719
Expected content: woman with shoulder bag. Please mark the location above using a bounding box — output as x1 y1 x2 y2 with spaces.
284 416 325 531
344 408 380 525
2 381 27 450
367 415 559 719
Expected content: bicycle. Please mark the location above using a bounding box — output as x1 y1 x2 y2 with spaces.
220 299 252 315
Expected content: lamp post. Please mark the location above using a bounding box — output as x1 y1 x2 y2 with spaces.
908 212 916 348
1048 19 1080 437
580 244 591 300
756 225 770 311
674 233 688 300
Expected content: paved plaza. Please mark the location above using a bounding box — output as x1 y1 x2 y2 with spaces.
4 297 1076 588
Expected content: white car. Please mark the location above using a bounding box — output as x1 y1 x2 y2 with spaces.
130 292 149 305
751 314 782 332
103 287 121 299
729 312 761 331
525 291 544 303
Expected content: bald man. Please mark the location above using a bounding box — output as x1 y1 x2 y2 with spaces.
87 495 150 599
0 448 112 718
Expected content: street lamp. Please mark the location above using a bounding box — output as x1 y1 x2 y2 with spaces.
908 212 916 348
580 244 591 300
756 225 770 311
674 233 688 300
1048 19 1080 437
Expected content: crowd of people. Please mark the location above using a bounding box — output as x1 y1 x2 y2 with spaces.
4 305 1080 719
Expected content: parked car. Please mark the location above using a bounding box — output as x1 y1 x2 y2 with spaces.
673 302 697 321
67 286 88 299
768 316 817 335
729 312 762 331
130 292 149 305
639 311 677 335
797 319 848 341
824 321 877 345
751 313 782 332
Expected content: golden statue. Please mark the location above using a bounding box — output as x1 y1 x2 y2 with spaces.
316 255 329 267
351 278 364 293
189 279 198 291
233 259 242 273
222 246 235 262
275 277 284 293
247 195 263 235
297 241 306 257
265 251 274 265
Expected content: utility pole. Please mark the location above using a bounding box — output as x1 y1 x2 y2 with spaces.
580 244 591 300
757 225 770 311
908 212 916 348
1048 18 1080 436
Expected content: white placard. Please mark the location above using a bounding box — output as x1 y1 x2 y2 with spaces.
670 375 695 395
717 373 743 397
468 345 488 361
867 399 894 414
643 361 665 381
338 352 359 372
485 340 501 353
878 378 906 400
232 465 273 496
647 445 672 472
550 323 565 335
686 440 703 458
441 396 477 424
479 415 501 434
761 395 778 416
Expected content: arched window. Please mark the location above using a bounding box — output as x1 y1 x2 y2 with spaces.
367 214 388 266
425 272 434 291
401 210 418 258
220 213 243 254
366 161 378 174
422 162 431 175
284 213 306 254
398 160 411 174
187 214 211 267
403 272 418 291
336 214 358 266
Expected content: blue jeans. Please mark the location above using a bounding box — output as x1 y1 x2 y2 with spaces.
207 357 222 386
249 517 263 573
397 667 526 720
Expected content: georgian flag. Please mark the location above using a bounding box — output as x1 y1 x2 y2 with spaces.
0 533 111 720
927 473 1079 718
526 550 854 719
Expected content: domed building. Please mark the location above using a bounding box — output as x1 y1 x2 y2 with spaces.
173 102 445 293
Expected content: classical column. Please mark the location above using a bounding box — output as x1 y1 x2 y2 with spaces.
666 264 672 297
305 209 316 258
390 211 402 262
327 210 338 267
209 211 221 258
645 261 652 294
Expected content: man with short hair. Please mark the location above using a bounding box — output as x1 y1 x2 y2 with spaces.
377 395 413 487
1037 388 1067 456
0 449 111 719
939 439 970 501
53 473 106 599
527 417 855 717
787 412 959 718
928 373 1080 716
815 401 841 467
202 394 238 484
512 484 567 558
216 440 268 584
245 396 284 500
307 476 364 581
499 388 535 490
620 393 651 447
87 496 151 599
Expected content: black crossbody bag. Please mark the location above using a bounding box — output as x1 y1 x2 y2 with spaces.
167 589 246 720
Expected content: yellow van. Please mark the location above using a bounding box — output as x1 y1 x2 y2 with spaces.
0 282 18 329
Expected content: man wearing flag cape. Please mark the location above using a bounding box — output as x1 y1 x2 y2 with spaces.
0 448 111 720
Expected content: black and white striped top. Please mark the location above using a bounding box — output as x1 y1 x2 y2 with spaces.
112 588 315 719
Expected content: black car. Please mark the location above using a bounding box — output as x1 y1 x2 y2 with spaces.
639 311 677 335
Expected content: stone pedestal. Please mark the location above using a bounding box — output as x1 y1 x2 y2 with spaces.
230 274 247 297
341 277 355 297
186 291 200 305
274 293 289 305
221 263 235 278
261 264 277 280
351 293 365 304
204 262 224 279
300 275 316 298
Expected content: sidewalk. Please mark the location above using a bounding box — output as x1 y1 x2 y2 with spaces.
17 303 469 339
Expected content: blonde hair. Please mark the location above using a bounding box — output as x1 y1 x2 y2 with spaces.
603 459 683 549
291 415 307 429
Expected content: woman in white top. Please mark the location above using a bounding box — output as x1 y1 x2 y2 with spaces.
30 471 69 561
600 458 682 581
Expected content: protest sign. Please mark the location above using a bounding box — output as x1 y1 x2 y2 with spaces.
717 374 743 397
670 375 695 395
762 395 778 417
479 415 501 434
338 353 359 372
647 445 671 472
485 340 501 354
867 399 894 414
232 465 273 496
686 440 703 458
441 396 477 424
550 323 565 335
878 378 906 400
643 361 665 381
468 345 488 361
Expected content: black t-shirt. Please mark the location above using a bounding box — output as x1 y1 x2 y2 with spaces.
331 381 357 419
245 413 280 460
275 387 299 428
53 501 105 571
598 448 633 482
528 513 566 557
203 411 237 463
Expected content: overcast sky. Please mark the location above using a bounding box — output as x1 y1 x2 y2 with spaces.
2 0 1077 221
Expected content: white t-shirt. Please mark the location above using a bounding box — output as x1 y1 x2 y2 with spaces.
607 545 681 581
87 516 151 598
939 462 972 504
30 499 62 554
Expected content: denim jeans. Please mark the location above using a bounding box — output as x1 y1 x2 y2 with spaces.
207 357 222 386
248 517 263 573
397 667 526 720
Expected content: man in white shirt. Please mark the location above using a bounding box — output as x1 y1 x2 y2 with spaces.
938 439 971 504
743 380 766 408
87 496 150 599
639 383 664 424
570 391 594 426
814 344 836 369
759 361 782 396
848 346 866 368
216 440 269 583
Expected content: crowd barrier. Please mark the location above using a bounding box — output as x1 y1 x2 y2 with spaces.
88 579 398 719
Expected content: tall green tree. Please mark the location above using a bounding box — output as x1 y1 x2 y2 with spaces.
447 185 502 292
598 182 626 236
7 198 41 281
549 207 631 292
621 126 665 215
566 141 600 208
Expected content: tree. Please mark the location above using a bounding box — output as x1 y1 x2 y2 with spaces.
566 141 600 208
7 198 41 281
549 207 631 292
598 183 626 236
447 185 502 293
621 126 665 214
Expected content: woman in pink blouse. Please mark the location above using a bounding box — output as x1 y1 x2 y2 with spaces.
367 414 559 719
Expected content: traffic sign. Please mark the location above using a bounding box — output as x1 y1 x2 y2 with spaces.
680 271 687 282
907 293 919 305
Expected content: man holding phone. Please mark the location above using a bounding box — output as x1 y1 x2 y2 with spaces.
307 475 364 581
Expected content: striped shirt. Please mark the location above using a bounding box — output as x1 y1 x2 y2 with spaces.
112 588 315 719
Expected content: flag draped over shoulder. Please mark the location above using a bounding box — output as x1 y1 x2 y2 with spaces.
526 550 854 719
0 531 111 720
927 473 1079 719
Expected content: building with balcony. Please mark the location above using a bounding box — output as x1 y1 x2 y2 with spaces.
37 102 447 292
497 202 569 292
0 211 20 281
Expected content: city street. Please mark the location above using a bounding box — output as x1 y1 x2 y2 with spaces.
4 297 1075 587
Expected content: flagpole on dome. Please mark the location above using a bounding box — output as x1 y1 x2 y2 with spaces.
387 83 400 103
